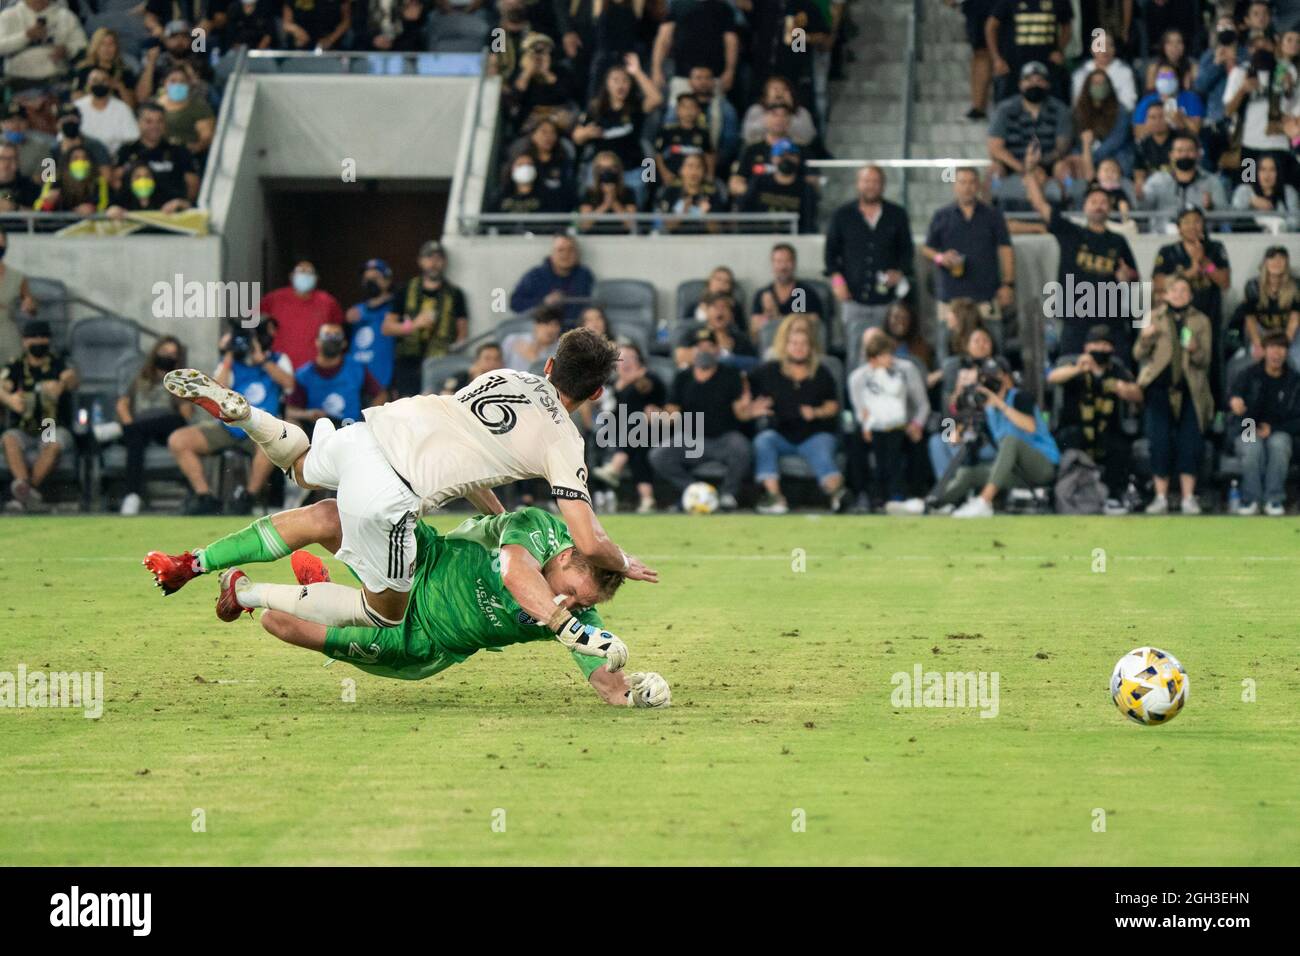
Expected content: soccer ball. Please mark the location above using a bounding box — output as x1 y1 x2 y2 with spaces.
1110 646 1188 726
681 482 720 514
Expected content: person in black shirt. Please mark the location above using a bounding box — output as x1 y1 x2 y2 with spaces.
674 291 757 370
577 151 639 233
1047 324 1143 506
1133 100 1173 198
919 166 1016 322
498 151 573 220
748 317 844 513
1229 330 1300 514
590 341 667 512
115 103 199 205
750 241 825 343
986 0 1074 102
738 140 817 234
513 116 576 209
656 152 727 234
0 143 40 212
729 103 806 199
506 33 580 136
654 92 714 184
825 163 915 331
650 329 753 508
224 0 277 50
1024 142 1140 358
1 320 78 513
1151 207 1231 399
283 0 352 50
572 53 662 207
651 0 739 96
1230 246 1300 359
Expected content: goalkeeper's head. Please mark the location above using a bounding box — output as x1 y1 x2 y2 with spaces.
545 327 620 409
544 547 626 611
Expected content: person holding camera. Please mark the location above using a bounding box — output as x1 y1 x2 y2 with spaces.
1133 274 1214 515
105 335 191 516
1228 330 1300 516
0 0 88 90
1048 325 1143 510
166 322 294 515
935 356 1060 518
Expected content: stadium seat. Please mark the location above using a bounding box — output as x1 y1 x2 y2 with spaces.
24 277 72 351
593 280 656 332
68 317 143 395
422 355 473 395
609 320 652 357
646 355 678 389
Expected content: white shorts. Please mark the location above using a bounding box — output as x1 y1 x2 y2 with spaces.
301 421 422 594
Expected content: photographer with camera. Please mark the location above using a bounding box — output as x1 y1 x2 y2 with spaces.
166 320 294 515
934 356 1060 518
1048 325 1144 511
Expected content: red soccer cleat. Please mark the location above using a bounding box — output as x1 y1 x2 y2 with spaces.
290 550 331 585
143 550 202 596
216 568 253 622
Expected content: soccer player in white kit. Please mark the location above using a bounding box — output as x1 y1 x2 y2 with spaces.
150 328 658 635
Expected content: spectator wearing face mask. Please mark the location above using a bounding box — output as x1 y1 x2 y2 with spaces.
73 28 138 109
578 151 639 233
572 55 662 208
657 152 727 234
737 139 817 234
1150 208 1231 397
497 151 573 219
1070 30 1138 111
1048 325 1143 511
0 0 88 91
1 320 78 513
729 103 808 200
167 322 294 515
1 101 53 182
105 335 193 516
75 68 140 159
115 103 200 206
51 102 113 180
1229 330 1300 516
1134 276 1213 516
1139 133 1228 215
345 257 399 391
287 322 385 433
1132 64 1205 139
156 65 214 167
107 161 191 218
137 19 215 105
385 239 469 396
261 261 346 369
34 145 110 215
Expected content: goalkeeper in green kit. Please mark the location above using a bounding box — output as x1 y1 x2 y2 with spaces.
151 503 670 708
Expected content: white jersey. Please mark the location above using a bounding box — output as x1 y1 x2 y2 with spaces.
362 369 591 512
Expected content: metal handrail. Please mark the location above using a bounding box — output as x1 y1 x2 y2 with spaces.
199 45 248 210
453 50 492 237
899 0 923 209
458 211 801 234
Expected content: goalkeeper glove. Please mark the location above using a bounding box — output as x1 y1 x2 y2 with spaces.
625 671 671 708
551 612 628 672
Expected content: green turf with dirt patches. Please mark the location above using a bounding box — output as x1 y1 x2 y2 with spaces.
0 514 1296 865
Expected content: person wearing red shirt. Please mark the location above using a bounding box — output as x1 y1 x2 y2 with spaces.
259 260 345 368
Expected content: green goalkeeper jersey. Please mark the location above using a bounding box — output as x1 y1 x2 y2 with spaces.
323 507 606 681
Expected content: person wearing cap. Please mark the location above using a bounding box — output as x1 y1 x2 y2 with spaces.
509 234 596 328
737 138 818 234
1022 139 1140 358
985 0 1073 103
1048 324 1143 512
282 2 352 52
486 0 532 80
729 103 805 199
506 31 580 135
74 67 140 158
939 356 1060 517
137 18 215 105
987 61 1073 201
501 303 564 372
0 143 40 213
387 239 469 397
825 164 915 332
345 258 399 391
0 319 78 512
1229 329 1300 515
0 228 38 364
1 101 54 182
259 260 347 369
1134 274 1213 516
650 329 752 511
0 0 88 90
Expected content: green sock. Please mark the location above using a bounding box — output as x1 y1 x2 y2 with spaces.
196 516 290 572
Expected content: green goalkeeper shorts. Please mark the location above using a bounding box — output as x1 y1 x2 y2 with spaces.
323 625 466 681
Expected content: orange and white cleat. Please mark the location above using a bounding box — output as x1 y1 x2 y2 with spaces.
216 568 253 622
163 369 249 424
143 550 202 596
290 550 331 586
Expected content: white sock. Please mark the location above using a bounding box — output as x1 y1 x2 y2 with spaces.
238 581 374 628
236 407 310 472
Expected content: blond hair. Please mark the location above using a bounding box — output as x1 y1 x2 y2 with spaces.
772 313 822 376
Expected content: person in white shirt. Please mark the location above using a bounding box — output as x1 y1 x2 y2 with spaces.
73 68 139 158
151 328 659 633
1070 31 1139 112
0 0 88 86
1223 36 1300 155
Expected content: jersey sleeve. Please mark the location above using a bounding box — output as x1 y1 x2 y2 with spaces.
544 434 591 503
498 507 575 567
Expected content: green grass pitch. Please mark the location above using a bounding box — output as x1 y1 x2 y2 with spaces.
1 514 1297 865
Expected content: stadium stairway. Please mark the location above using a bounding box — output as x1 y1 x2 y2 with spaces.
903 0 993 230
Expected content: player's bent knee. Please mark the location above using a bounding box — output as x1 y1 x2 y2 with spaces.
362 590 408 628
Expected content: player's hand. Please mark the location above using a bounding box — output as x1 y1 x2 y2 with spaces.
555 618 628 671
623 554 658 583
625 672 671 708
